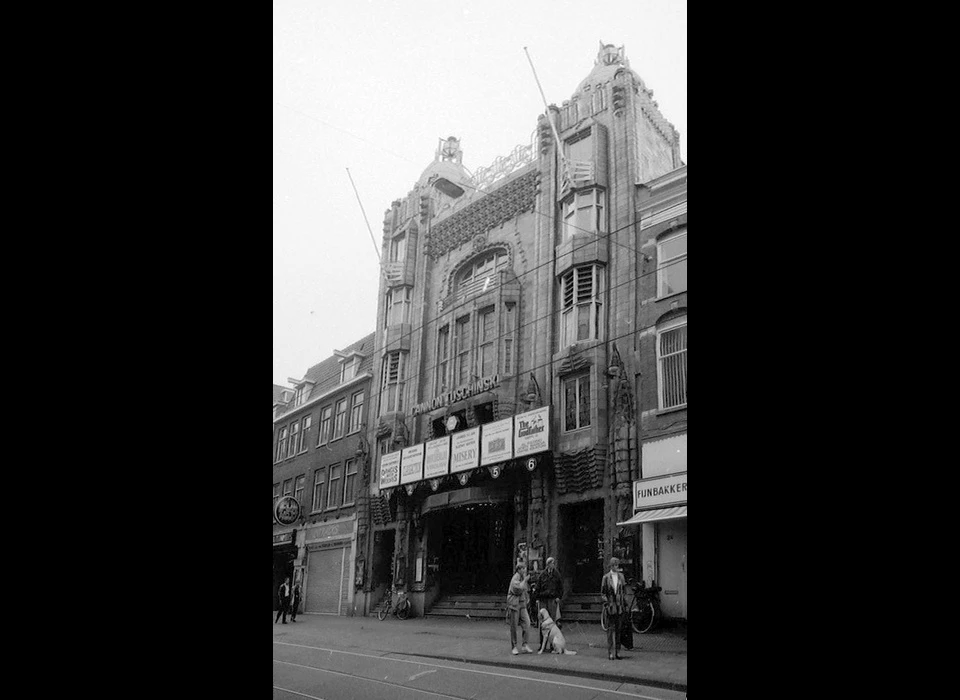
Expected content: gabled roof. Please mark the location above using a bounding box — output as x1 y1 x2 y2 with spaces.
274 331 376 421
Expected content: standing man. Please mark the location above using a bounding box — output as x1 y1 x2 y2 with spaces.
536 557 564 635
600 558 627 660
289 580 302 622
275 577 291 624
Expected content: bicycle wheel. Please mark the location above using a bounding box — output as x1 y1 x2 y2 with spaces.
631 599 655 634
397 599 410 620
377 603 389 621
600 606 609 631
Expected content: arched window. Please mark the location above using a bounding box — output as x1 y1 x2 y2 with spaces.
454 249 509 297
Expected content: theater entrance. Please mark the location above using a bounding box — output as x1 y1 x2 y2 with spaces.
430 501 513 594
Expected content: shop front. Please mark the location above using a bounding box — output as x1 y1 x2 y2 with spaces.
302 516 356 615
619 433 687 621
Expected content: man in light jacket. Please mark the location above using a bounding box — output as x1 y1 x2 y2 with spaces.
506 563 534 655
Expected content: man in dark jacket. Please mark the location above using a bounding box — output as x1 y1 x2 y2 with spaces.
289 582 302 622
600 558 627 660
536 557 563 628
275 577 291 624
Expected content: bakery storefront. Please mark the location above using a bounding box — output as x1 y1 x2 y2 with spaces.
618 433 687 621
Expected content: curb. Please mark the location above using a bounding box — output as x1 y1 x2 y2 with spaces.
389 650 688 693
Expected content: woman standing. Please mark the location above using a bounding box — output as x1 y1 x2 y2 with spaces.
506 563 534 655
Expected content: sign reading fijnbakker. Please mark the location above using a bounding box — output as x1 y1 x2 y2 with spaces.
480 417 514 466
423 436 451 479
379 451 401 490
411 375 501 416
513 406 550 457
274 495 301 526
450 427 480 473
632 472 687 512
400 443 425 485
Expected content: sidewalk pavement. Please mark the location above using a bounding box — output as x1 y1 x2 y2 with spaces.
273 611 687 692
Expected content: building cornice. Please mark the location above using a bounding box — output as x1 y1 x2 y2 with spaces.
273 372 372 425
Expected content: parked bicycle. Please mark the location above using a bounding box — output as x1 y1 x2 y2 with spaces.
600 577 662 634
377 586 411 621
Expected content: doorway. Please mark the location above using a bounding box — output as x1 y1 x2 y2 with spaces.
657 518 687 620
433 502 513 594
560 500 605 593
272 546 296 610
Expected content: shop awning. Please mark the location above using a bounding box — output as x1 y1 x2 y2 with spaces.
617 505 687 526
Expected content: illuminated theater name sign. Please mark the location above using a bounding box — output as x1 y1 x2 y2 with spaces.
411 375 501 416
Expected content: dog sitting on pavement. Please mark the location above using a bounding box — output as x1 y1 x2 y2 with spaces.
537 608 577 654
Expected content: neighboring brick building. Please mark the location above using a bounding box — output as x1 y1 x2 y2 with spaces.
273 332 375 616
352 43 686 622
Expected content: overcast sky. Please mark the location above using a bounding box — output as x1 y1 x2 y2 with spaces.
273 0 686 387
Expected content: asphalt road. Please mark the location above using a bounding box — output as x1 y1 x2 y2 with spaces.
273 636 687 700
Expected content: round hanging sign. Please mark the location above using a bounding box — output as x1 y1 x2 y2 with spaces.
274 495 301 525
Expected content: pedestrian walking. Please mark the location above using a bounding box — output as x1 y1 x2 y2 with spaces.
275 577 291 624
289 582 302 622
600 557 627 660
506 563 534 655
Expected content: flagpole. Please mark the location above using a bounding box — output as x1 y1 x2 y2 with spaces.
523 47 569 182
346 167 381 262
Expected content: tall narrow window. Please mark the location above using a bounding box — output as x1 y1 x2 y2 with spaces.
563 373 591 432
390 233 406 262
385 287 412 327
294 385 306 406
657 317 687 409
282 479 293 497
327 464 342 509
560 265 603 348
312 468 326 512
299 415 312 452
317 406 332 445
565 129 593 163
502 302 516 374
436 325 450 390
333 398 347 439
276 427 288 462
288 421 300 457
561 189 605 240
478 306 496 377
343 458 358 506
455 315 472 385
348 391 364 434
657 229 687 297
380 351 406 415
294 474 305 506
273 483 280 515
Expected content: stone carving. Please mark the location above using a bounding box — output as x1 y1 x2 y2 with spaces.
428 170 539 261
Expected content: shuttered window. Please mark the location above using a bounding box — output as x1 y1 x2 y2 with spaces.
380 351 406 415
560 265 603 348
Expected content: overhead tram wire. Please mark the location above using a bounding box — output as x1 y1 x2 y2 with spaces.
340 211 674 367
278 103 684 363
276 99 658 261
368 259 687 396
